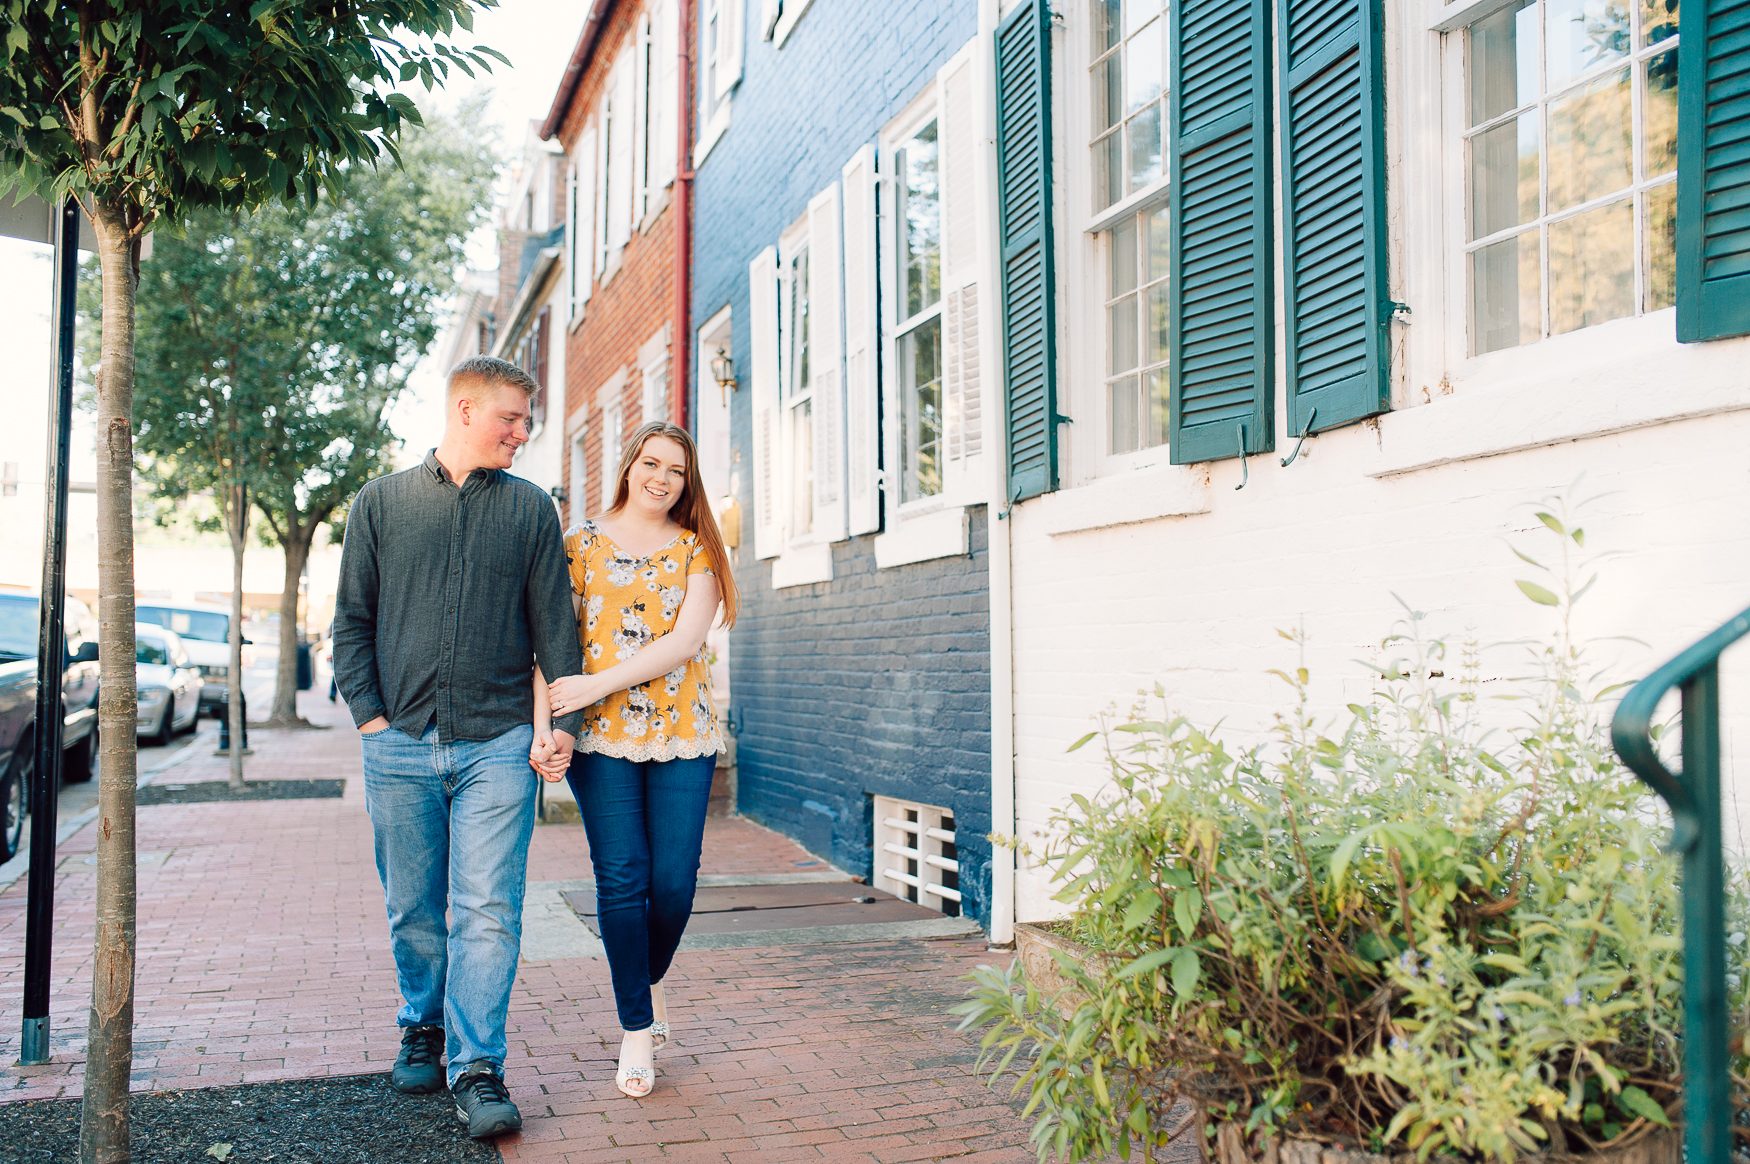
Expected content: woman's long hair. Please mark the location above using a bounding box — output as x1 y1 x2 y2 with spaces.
606 420 740 629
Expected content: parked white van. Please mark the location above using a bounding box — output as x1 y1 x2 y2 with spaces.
134 602 253 716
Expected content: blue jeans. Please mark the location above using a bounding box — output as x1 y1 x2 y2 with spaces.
361 722 536 1085
566 751 716 1031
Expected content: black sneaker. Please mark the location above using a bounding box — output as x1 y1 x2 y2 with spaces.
391 1024 445 1094
452 1062 521 1139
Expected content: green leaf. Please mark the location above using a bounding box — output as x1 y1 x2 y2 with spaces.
1171 948 1200 997
1615 1086 1670 1127
1121 891 1160 930
1173 888 1202 938
1067 731 1097 753
1517 580 1560 606
1535 512 1565 534
1117 947 1180 979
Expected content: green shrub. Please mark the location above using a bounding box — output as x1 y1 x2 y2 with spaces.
956 499 1749 1163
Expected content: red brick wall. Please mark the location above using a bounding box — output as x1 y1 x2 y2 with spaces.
551 0 687 528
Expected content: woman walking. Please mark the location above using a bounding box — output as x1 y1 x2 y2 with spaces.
537 420 739 1099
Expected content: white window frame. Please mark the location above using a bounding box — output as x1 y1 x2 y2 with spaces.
778 216 817 547
567 412 589 521
599 394 623 511
772 0 814 47
873 795 962 916
1447 0 1679 360
696 0 740 165
881 98 947 522
638 324 672 427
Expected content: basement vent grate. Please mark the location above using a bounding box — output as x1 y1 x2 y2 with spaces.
872 795 960 917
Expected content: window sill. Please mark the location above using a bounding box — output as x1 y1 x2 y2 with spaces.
770 541 833 589
1369 312 1750 477
694 99 732 168
874 506 968 569
1033 463 1210 536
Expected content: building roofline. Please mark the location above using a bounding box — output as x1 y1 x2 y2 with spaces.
540 0 618 142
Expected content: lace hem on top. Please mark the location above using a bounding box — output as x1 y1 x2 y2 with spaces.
578 730 725 763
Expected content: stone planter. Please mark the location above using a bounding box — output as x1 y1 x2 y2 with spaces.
1203 1120 1680 1164
1014 922 1096 1017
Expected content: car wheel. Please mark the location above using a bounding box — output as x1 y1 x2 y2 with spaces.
65 719 97 784
150 696 175 747
2 745 28 863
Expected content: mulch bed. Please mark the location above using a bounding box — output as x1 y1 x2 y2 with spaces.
137 779 345 805
0 1073 500 1164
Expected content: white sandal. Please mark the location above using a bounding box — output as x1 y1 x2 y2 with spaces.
615 1028 655 1099
650 982 670 1051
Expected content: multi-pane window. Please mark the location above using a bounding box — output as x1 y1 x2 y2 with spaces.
1465 0 1679 355
897 121 943 504
788 246 814 537
1091 0 1168 211
1105 205 1170 454
600 405 622 510
701 0 724 124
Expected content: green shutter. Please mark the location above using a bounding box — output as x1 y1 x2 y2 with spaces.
1676 0 1750 342
1277 0 1389 435
997 0 1058 502
1169 0 1274 465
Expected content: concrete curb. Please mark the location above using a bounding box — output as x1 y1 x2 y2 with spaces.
0 723 212 896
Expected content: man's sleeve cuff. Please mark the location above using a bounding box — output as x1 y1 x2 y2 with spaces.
553 710 586 739
350 701 387 729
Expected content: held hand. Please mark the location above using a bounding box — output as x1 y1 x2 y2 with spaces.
545 674 600 719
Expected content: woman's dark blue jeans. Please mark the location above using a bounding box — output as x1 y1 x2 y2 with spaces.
566 750 716 1031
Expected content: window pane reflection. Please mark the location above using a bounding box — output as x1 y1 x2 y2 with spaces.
901 123 941 320
1640 0 1678 43
1126 105 1162 193
1108 376 1139 454
1546 0 1630 88
1644 49 1678 176
1548 198 1634 334
791 399 813 536
1473 231 1542 354
1547 68 1631 212
1469 1 1536 125
1646 180 1676 310
1470 113 1539 238
901 316 942 503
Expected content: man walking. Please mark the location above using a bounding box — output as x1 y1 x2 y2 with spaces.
333 356 582 1138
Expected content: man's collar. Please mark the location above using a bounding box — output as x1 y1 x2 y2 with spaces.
424 449 498 490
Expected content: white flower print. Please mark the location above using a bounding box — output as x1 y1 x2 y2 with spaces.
663 558 679 574
640 566 659 586
607 554 640 588
664 665 686 696
659 585 685 621
588 641 603 660
585 593 604 632
690 697 713 736
613 609 653 660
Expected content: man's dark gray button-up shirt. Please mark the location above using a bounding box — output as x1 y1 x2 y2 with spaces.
333 451 584 743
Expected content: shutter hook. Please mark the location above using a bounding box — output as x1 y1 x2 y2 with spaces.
1280 407 1317 468
1234 423 1249 490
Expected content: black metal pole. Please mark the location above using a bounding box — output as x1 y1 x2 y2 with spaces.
21 197 78 1066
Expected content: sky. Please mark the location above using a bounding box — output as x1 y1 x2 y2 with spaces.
0 1 584 501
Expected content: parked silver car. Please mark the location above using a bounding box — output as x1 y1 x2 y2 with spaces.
135 623 202 746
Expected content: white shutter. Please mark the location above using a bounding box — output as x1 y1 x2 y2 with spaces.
567 162 581 318
938 54 984 468
715 0 745 100
594 110 611 276
632 18 651 223
572 128 597 314
807 183 846 542
749 246 781 559
608 60 635 252
651 0 677 192
841 144 880 536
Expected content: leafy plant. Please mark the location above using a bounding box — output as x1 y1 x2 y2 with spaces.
957 496 1749 1163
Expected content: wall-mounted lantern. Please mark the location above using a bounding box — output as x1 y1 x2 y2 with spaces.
710 348 738 406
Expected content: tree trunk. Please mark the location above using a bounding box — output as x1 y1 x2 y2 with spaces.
78 206 140 1164
268 526 313 725
227 484 248 790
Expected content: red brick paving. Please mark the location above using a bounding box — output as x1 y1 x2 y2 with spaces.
0 693 1043 1162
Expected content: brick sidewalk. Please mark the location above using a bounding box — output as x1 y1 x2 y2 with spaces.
0 693 1044 1162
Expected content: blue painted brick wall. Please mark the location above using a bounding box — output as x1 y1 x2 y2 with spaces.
691 0 993 925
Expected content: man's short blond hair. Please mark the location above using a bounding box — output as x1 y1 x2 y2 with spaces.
449 355 539 403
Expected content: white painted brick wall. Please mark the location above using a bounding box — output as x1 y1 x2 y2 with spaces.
1008 322 1750 924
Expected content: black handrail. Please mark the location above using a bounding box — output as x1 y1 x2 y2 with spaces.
1610 601 1750 1164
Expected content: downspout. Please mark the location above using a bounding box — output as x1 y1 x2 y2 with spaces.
672 0 695 429
980 0 1016 947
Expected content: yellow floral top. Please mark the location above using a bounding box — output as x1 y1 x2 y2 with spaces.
563 519 723 762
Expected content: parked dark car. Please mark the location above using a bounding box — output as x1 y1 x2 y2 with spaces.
0 593 102 863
